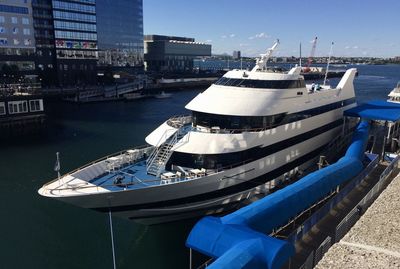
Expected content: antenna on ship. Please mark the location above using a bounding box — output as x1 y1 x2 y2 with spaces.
251 39 280 72
324 41 334 86
299 42 302 67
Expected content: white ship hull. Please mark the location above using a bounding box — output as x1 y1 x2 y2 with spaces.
39 46 358 225
47 107 353 224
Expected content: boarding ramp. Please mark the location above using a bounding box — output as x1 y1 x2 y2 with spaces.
186 121 370 269
186 100 400 269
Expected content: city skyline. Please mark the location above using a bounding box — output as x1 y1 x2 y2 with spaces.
144 0 400 58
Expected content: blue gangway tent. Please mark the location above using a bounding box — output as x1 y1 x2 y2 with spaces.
186 121 370 269
345 100 400 121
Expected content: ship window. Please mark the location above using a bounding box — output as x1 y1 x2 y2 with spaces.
193 111 286 131
192 97 356 132
0 102 5 115
214 77 305 89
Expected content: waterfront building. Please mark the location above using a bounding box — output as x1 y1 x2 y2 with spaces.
32 0 57 87
52 0 98 86
0 0 36 78
96 0 144 70
233 50 241 60
144 35 211 72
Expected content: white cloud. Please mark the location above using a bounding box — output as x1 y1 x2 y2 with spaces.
248 32 269 40
352 46 359 49
239 43 249 47
204 39 212 43
221 34 235 39
345 46 351 49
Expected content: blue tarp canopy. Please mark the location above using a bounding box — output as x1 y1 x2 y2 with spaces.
186 121 370 269
345 100 400 121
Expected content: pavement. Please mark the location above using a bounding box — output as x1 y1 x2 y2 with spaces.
315 173 400 269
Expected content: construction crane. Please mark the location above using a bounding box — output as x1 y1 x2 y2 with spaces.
303 36 317 73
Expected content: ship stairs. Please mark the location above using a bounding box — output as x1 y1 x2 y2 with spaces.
146 123 191 177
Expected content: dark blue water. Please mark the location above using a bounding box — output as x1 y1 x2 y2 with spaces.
0 65 399 269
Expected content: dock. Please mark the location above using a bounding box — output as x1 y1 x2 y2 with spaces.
316 171 400 269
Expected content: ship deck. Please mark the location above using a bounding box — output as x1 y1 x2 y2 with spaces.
89 161 160 191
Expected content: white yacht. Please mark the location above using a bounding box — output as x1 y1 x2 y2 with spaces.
38 41 358 224
388 81 400 103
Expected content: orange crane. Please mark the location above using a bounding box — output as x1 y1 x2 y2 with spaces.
302 36 317 73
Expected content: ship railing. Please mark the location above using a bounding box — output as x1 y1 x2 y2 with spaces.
46 157 256 194
43 145 154 187
166 115 192 128
192 125 280 134
48 176 170 194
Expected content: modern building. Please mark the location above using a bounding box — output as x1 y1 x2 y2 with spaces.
52 0 98 86
0 0 36 77
32 0 57 87
144 35 211 72
233 50 241 60
2 0 145 88
96 0 144 69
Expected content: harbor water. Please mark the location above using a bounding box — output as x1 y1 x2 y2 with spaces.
0 64 399 269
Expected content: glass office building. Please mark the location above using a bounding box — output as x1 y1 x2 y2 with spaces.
52 0 98 85
32 0 57 87
144 35 211 72
96 0 143 68
0 0 36 74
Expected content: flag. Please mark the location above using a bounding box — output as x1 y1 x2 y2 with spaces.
54 152 60 172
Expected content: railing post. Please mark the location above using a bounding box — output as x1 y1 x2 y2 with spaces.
189 248 192 269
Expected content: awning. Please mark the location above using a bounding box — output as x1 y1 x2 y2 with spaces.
345 100 400 122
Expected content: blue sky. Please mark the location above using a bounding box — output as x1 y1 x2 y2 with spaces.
143 0 400 57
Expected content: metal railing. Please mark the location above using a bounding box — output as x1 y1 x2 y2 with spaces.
296 154 400 269
42 145 153 187
287 153 378 243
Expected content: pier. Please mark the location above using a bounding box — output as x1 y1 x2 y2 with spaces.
316 171 400 268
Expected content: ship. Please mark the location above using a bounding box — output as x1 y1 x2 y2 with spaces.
38 40 358 224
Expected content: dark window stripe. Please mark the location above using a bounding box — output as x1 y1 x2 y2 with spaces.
0 4 28 14
214 77 305 89
95 144 328 214
93 127 338 213
169 119 343 170
193 97 355 130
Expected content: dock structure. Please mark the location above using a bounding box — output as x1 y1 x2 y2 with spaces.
0 94 46 137
185 100 400 269
315 171 400 269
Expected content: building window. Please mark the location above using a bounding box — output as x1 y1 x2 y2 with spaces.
29 100 43 112
11 17 18 24
0 4 29 14
0 16 4 23
52 1 96 14
8 101 28 114
22 18 29 25
13 39 20 45
0 102 5 115
0 38 7 45
23 28 30 35
53 10 96 23
24 39 31 46
55 30 97 41
0 26 4 33
12 27 18 34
